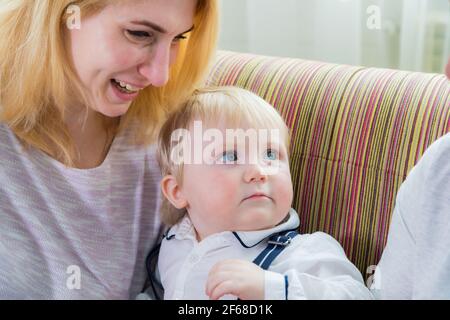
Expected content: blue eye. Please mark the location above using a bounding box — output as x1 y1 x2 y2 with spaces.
264 149 278 161
220 150 238 163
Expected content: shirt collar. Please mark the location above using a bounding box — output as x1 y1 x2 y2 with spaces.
166 214 197 241
166 208 300 247
232 208 300 248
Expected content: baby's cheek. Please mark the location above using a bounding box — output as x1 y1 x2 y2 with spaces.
277 174 294 207
208 171 237 201
216 175 237 197
279 191 293 212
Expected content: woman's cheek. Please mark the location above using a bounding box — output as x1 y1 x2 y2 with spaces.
110 48 136 71
104 35 138 70
169 44 180 66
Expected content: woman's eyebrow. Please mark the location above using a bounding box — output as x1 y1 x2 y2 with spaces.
130 20 195 35
179 26 195 35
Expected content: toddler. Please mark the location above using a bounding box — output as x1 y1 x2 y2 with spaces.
155 86 373 300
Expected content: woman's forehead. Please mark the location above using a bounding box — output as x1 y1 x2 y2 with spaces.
106 0 196 34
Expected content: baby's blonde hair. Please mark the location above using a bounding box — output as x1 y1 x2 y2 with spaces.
157 86 291 226
0 0 218 166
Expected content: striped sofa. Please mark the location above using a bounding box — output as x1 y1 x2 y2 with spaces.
206 51 450 279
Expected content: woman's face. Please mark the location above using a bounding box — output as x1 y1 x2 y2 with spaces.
67 0 197 117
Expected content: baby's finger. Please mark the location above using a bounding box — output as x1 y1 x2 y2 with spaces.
209 280 236 300
208 260 236 274
205 269 229 297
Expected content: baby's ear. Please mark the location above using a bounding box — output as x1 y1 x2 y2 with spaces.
161 175 187 209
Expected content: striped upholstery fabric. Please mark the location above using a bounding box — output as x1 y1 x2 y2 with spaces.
206 50 450 278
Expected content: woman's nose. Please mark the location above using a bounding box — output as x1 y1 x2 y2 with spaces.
138 44 173 88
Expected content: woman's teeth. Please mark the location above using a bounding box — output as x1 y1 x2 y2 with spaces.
112 79 140 93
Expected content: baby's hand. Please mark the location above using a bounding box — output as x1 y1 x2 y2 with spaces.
205 259 265 300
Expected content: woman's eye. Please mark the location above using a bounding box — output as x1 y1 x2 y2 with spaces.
172 35 187 43
220 150 238 163
126 30 152 40
264 149 278 161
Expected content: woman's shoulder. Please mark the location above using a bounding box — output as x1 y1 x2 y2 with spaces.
0 122 18 151
396 133 450 216
0 122 10 135
407 133 450 181
423 133 450 161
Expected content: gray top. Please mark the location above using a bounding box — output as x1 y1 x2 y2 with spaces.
372 133 450 299
0 122 163 299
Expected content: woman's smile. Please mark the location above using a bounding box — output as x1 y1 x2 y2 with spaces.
109 79 141 103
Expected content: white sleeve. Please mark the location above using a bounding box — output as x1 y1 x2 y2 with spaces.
265 232 373 300
370 181 417 299
373 134 450 299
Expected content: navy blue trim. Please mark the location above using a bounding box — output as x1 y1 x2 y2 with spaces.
165 234 175 240
144 243 164 300
233 228 299 249
260 231 297 269
253 243 276 265
252 230 299 270
260 244 284 269
164 227 175 240
284 275 289 300
232 232 267 248
248 230 298 301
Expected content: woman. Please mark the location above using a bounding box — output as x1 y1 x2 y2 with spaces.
0 0 218 299
372 58 450 299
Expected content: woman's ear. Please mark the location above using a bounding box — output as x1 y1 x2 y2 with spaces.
161 175 187 209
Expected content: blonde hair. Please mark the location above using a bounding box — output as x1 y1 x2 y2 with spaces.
0 0 218 167
157 86 291 225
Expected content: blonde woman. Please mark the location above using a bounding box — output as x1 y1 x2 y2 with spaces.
0 0 218 299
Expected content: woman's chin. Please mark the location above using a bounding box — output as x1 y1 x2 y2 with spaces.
97 101 132 118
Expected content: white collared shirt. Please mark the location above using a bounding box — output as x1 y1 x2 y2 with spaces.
158 209 373 300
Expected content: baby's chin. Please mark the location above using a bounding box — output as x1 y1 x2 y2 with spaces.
235 212 290 232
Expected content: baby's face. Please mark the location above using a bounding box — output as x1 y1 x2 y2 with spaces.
178 121 293 241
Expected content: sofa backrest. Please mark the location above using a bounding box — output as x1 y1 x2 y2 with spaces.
206 50 450 279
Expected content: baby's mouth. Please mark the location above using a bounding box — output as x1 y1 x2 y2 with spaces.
242 193 272 202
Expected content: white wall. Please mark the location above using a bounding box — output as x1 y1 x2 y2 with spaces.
218 0 450 72
219 0 362 65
